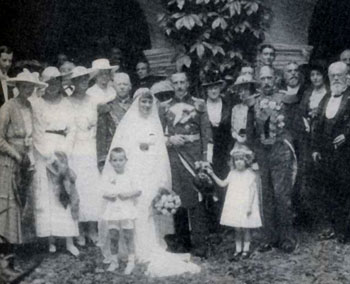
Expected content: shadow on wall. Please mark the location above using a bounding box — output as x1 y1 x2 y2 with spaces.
309 0 350 62
0 0 151 66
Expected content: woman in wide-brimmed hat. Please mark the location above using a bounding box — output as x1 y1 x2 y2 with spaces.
202 78 233 232
231 74 259 147
295 62 330 229
68 66 102 246
87 58 118 105
31 66 80 256
0 70 46 250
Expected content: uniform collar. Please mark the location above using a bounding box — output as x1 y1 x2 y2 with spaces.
173 92 191 103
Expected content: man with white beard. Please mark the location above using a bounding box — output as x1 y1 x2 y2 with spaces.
312 61 350 243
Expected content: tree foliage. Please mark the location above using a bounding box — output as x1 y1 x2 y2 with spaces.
158 0 272 84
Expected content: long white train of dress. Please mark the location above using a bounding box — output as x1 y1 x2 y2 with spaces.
101 93 200 277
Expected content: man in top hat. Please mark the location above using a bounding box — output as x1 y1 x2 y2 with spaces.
0 46 14 107
96 72 132 172
247 65 297 253
312 61 350 242
87 59 118 105
160 72 213 257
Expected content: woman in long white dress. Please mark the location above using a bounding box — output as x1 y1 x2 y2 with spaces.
101 88 201 277
31 67 79 256
68 66 101 245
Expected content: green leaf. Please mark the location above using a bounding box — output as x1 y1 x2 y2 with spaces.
177 0 185 10
233 1 242 15
175 17 185 29
191 14 203 26
176 54 192 68
183 15 196 30
245 2 259 16
190 43 205 58
212 17 227 29
212 17 221 29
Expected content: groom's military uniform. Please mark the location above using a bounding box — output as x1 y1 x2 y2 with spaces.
160 94 213 255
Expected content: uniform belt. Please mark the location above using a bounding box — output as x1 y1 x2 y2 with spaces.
181 134 200 143
45 130 67 137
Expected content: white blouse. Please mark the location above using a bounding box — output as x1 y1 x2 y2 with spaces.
206 99 222 127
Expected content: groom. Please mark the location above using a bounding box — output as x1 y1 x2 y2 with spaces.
160 72 213 257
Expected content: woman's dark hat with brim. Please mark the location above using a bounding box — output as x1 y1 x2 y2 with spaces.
202 80 226 88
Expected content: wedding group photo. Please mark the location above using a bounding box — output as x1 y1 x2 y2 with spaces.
1 0 350 283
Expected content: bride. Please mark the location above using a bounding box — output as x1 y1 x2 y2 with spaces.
101 88 200 277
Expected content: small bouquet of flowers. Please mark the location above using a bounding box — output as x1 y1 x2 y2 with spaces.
153 188 181 216
193 161 214 192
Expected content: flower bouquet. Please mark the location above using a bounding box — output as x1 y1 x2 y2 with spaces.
153 188 181 216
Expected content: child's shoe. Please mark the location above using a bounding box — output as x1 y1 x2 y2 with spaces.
77 235 86 247
107 256 119 272
107 261 119 272
124 255 135 275
241 251 251 259
49 243 56 253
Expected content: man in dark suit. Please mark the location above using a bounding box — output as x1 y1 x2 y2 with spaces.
312 61 350 242
0 46 14 106
96 72 132 172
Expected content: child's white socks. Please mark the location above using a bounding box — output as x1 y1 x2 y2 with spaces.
124 254 135 275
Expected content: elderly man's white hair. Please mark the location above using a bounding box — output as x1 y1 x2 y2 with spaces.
113 72 131 84
328 61 348 74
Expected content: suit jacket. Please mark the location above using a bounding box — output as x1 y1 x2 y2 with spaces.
96 97 131 169
0 82 14 107
312 88 350 157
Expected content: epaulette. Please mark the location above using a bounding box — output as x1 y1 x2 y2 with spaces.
192 97 206 112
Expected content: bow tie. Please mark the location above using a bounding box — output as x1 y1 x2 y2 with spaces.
331 93 343 98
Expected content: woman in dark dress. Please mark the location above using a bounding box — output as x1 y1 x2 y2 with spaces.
296 63 329 228
203 80 233 232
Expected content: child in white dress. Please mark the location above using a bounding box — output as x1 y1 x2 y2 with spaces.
208 145 262 260
101 147 141 273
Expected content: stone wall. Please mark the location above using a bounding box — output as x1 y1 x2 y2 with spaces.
137 0 317 75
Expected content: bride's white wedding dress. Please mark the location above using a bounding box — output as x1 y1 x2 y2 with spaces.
101 92 200 277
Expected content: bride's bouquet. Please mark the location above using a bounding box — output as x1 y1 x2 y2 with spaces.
153 188 181 216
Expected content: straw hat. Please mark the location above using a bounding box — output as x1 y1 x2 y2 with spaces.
41 66 71 82
233 74 258 87
70 66 96 80
7 69 48 88
91 58 119 71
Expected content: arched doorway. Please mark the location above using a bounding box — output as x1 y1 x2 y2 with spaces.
0 0 151 67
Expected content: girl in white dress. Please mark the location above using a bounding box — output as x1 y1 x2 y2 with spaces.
101 147 141 273
69 66 101 245
208 145 262 260
101 88 200 277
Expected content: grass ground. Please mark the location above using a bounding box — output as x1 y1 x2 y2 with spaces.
13 229 350 284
